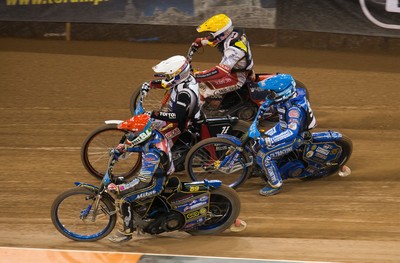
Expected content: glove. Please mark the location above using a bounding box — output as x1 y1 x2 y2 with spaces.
107 183 119 193
259 102 270 112
259 137 272 148
117 143 125 151
114 143 126 155
141 82 150 97
191 37 208 50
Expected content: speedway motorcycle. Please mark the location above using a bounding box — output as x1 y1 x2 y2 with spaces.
129 46 309 121
81 91 249 180
52 147 241 242
184 99 353 189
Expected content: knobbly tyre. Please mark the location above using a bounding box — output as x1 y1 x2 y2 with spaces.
129 46 309 122
81 91 249 180
184 98 353 189
51 147 241 242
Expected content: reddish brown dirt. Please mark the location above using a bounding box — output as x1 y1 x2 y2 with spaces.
0 38 399 263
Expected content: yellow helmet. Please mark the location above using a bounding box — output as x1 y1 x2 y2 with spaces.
196 14 233 47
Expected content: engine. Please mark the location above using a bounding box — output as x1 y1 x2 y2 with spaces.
143 211 185 235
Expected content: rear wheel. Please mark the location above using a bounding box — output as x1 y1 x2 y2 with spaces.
231 120 250 138
185 138 252 189
294 79 310 101
324 135 353 175
303 135 353 180
130 85 169 115
187 185 240 235
81 124 141 180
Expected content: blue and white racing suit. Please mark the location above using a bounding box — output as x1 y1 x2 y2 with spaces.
257 91 316 188
111 130 174 233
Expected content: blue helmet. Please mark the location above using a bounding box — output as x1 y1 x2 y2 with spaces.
258 74 296 103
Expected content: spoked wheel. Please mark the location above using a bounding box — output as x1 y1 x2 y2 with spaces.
51 188 117 241
185 138 252 189
129 85 170 115
81 124 141 180
187 185 240 235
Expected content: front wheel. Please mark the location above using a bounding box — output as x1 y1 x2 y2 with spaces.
51 188 117 241
81 124 141 180
187 185 240 236
185 138 252 189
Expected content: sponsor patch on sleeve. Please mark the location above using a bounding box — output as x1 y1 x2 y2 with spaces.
288 109 300 118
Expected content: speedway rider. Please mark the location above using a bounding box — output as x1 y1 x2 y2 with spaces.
107 114 175 243
256 74 317 196
141 55 200 145
191 14 254 109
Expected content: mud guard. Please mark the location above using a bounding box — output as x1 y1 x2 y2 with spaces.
312 131 342 142
74 182 100 192
183 179 222 191
104 120 123 125
216 134 242 146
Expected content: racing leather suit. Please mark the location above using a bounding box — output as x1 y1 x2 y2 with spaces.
257 90 317 189
110 129 175 234
195 29 254 102
150 75 200 143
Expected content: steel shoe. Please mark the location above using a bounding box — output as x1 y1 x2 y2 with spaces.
259 185 281 196
108 231 133 243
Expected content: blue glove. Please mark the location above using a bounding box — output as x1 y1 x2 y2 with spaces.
259 101 271 112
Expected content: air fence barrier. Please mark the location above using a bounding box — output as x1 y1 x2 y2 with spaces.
0 0 399 53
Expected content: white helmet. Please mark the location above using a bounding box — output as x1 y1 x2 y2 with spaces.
152 55 191 89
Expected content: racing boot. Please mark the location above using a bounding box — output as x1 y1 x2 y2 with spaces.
109 202 134 243
259 155 283 196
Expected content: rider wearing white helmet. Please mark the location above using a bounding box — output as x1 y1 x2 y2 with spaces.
191 14 254 109
142 55 200 138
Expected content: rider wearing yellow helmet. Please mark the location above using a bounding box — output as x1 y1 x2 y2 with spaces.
191 14 254 109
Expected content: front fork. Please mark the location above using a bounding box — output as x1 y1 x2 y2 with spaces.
80 193 103 222
217 146 253 173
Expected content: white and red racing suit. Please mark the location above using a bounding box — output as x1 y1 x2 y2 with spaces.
195 29 254 103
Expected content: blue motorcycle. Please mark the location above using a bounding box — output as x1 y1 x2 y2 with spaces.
51 139 241 241
184 100 353 189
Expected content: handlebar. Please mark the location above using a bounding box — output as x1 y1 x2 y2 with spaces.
186 45 197 63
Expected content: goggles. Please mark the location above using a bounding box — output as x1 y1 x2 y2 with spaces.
161 60 189 89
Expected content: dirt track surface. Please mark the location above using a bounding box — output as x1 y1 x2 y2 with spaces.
0 38 399 263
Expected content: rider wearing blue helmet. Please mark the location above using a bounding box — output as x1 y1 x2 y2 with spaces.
257 74 316 196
